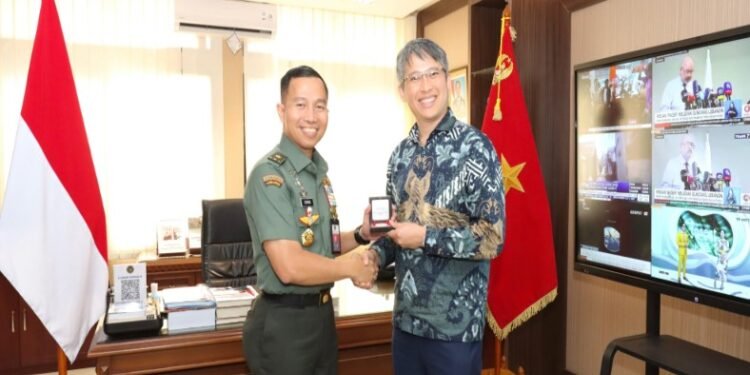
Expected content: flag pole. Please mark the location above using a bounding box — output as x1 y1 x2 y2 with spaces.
494 7 511 373
57 346 68 375
495 336 503 373
493 9 510 121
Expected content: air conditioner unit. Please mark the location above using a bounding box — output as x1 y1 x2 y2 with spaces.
175 0 276 37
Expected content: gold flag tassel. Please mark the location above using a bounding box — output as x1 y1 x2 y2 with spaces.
493 8 512 121
493 98 502 121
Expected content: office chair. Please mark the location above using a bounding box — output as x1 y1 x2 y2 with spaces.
201 199 257 287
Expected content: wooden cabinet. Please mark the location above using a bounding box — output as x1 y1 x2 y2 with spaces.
0 273 21 373
142 255 203 289
0 256 200 373
0 273 94 374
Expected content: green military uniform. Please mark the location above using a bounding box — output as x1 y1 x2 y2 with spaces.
242 135 338 375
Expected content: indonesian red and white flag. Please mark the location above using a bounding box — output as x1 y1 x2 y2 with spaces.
0 0 108 362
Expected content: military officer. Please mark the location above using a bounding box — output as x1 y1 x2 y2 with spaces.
242 65 378 375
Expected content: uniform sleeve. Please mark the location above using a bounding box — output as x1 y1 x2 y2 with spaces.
422 135 506 260
244 163 298 244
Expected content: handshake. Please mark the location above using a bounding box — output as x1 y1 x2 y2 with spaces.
337 203 392 289
339 248 380 289
338 201 427 289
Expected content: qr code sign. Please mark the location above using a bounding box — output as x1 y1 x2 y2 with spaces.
113 263 146 304
120 279 141 302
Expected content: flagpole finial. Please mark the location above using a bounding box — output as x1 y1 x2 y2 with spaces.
493 6 511 123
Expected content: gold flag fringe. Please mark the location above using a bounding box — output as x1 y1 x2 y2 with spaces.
486 287 558 340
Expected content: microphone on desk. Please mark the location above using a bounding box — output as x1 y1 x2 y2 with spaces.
681 84 689 110
723 81 733 100
723 168 732 187
681 169 690 189
716 86 726 106
691 81 702 108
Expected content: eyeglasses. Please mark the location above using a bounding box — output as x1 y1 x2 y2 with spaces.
402 68 444 85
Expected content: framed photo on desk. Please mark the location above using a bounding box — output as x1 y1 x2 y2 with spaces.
449 67 469 124
157 219 187 256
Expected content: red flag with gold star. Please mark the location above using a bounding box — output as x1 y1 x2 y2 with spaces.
483 8 558 339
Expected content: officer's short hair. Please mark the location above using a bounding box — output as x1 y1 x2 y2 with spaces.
396 38 449 86
280 65 329 102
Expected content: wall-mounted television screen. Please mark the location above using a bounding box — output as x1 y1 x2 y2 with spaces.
574 25 750 315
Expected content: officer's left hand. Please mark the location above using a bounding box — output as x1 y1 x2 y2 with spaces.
387 220 426 249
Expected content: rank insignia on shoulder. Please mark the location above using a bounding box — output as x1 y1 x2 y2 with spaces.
262 174 284 187
268 153 287 165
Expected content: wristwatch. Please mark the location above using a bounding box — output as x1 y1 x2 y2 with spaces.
353 225 370 245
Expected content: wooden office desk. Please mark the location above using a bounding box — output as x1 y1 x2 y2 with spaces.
89 281 395 375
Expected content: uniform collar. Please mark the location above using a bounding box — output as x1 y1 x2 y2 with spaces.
407 108 456 145
278 135 328 174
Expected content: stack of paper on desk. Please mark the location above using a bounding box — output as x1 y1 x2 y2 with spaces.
209 285 258 327
160 284 216 332
106 301 157 324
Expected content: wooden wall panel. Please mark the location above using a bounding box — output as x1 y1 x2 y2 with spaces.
424 6 470 70
505 0 570 373
468 4 503 127
568 1 750 374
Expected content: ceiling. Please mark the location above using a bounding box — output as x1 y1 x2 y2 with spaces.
254 0 438 19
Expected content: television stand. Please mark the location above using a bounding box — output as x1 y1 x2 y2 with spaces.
600 291 750 375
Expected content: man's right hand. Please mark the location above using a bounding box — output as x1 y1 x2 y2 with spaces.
339 250 378 289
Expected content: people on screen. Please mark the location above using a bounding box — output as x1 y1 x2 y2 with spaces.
661 133 702 190
676 223 690 283
660 55 695 111
714 229 730 290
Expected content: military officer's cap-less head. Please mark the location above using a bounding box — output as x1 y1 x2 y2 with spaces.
277 66 330 159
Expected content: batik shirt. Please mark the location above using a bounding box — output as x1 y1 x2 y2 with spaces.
372 110 505 342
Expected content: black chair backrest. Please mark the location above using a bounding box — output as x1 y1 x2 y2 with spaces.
201 199 256 287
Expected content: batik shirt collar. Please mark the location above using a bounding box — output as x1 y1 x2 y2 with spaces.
406 109 456 145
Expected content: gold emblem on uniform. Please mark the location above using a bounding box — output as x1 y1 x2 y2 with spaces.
299 200 317 247
298 214 319 226
262 174 284 187
322 293 330 304
301 228 315 247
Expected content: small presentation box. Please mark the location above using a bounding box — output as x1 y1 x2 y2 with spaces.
369 196 393 233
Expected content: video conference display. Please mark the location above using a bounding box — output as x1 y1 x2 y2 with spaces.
576 32 750 302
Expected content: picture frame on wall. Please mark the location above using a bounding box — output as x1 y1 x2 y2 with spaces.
449 67 469 124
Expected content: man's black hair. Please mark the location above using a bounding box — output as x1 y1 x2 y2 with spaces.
280 65 328 101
